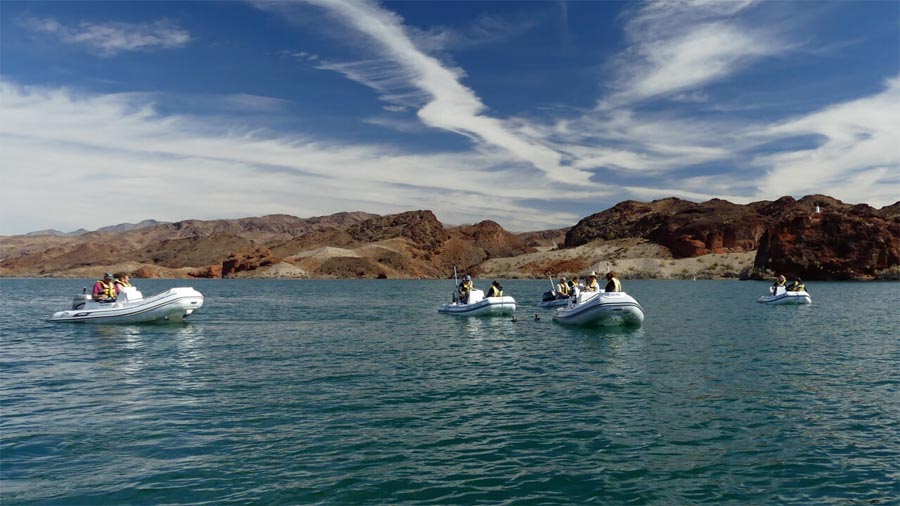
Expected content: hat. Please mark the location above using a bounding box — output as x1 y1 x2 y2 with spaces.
104 272 113 278
464 275 471 281
588 271 598 277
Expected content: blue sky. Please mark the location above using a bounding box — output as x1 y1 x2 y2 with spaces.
1 0 898 235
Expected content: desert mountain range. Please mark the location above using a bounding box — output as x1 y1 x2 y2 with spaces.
2 195 898 281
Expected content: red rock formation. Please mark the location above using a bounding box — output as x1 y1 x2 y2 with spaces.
347 210 449 252
221 246 280 278
755 199 900 280
132 265 162 279
437 220 536 274
565 197 694 246
649 199 769 257
189 265 223 279
567 197 769 258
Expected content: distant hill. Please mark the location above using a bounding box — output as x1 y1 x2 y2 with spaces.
21 219 165 237
23 228 89 237
2 197 897 280
96 219 168 234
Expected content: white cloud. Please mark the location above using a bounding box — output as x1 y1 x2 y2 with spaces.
754 76 900 205
20 16 190 56
603 0 786 106
0 80 585 235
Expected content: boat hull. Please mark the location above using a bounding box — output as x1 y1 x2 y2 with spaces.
553 292 644 327
438 296 517 316
50 287 204 324
757 291 811 305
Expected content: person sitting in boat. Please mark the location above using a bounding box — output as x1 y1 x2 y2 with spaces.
487 280 503 298
556 277 569 298
457 275 475 303
605 271 622 292
114 273 133 291
584 272 600 292
787 277 806 292
567 276 581 297
92 272 118 302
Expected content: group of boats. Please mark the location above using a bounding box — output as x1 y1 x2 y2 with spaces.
438 282 646 328
437 276 811 327
48 275 810 327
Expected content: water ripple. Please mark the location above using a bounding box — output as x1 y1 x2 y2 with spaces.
1 279 897 504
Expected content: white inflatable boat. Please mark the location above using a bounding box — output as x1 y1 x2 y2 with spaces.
552 291 644 327
757 286 811 305
438 289 517 316
49 286 204 324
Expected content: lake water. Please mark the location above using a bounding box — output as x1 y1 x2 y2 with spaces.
1 278 898 504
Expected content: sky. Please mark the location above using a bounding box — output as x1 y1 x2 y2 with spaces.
1 0 898 235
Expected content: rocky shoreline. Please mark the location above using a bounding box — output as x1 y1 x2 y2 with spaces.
2 195 897 281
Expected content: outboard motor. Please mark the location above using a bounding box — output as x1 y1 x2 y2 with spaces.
542 290 556 302
71 294 90 310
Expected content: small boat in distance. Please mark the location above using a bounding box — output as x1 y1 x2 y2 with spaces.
552 291 645 327
757 286 812 305
49 286 204 324
438 289 517 316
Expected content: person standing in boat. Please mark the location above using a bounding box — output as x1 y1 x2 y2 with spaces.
605 271 622 292
772 274 787 294
92 272 118 302
584 272 600 292
457 274 475 303
487 280 503 298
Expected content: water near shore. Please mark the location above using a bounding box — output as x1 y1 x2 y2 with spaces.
2 279 898 504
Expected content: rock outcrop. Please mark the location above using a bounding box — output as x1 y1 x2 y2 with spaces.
221 246 280 278
566 197 769 257
346 210 449 252
649 199 769 257
755 199 900 280
565 198 694 246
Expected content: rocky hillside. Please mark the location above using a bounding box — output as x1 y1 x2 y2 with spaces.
0 210 535 280
564 195 899 280
755 197 900 280
1 196 897 280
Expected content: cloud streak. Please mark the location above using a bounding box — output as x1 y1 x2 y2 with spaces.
277 0 589 184
20 16 190 56
605 0 783 106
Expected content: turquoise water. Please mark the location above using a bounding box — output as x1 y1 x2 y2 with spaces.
1 279 898 504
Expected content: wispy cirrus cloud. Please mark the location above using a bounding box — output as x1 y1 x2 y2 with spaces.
604 0 784 106
263 0 588 185
19 16 190 56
